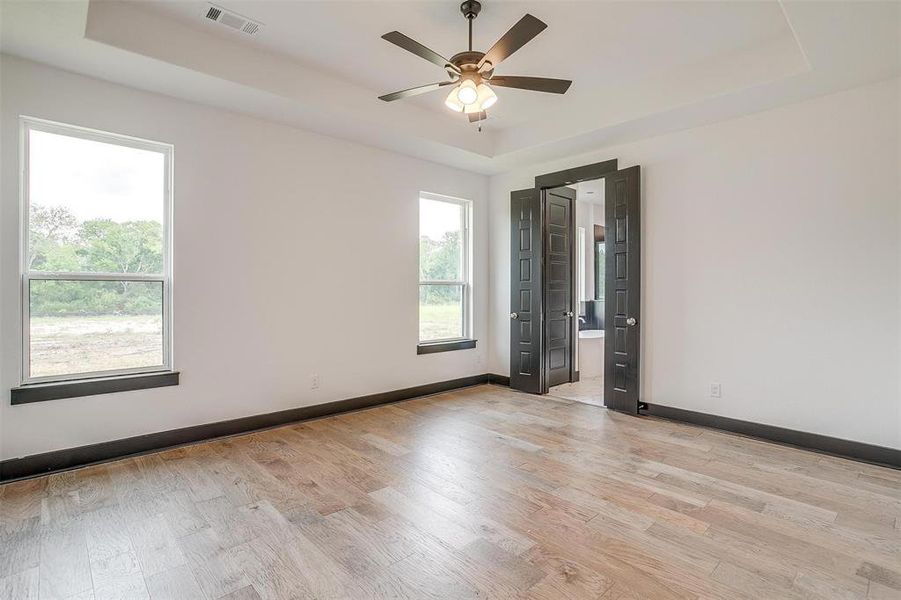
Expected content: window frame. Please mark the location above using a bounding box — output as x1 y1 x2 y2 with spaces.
19 116 174 385
418 191 472 345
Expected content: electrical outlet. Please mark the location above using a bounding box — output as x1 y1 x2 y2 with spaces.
311 374 321 390
709 382 722 398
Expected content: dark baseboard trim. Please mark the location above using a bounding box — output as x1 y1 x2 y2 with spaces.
1 374 495 483
641 403 900 470
12 371 179 405
488 373 510 386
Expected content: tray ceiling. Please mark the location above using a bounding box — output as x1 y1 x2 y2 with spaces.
1 1 898 173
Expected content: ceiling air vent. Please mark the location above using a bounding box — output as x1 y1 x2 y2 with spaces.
203 4 263 36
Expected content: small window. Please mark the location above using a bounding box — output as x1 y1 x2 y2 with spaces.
419 193 471 343
577 226 586 301
595 240 606 301
21 118 173 383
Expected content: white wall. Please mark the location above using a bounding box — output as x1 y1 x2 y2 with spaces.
489 78 901 450
0 55 489 460
3 56 898 460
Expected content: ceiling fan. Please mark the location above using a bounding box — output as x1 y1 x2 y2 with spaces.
378 1 572 123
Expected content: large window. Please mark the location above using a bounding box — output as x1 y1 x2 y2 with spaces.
21 118 173 383
419 193 471 343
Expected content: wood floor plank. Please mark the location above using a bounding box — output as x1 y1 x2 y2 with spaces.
89 549 149 600
144 564 205 600
0 516 40 579
129 514 188 578
39 520 92 599
1 384 897 599
180 534 251 600
524 549 615 599
218 587 262 600
0 479 46 530
82 506 135 565
368 485 479 550
0 566 39 600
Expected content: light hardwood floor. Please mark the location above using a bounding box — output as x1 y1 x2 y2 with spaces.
549 376 605 407
1 384 899 600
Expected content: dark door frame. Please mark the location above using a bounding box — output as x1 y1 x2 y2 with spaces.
531 159 619 392
534 159 619 190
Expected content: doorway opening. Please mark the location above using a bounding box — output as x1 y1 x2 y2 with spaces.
509 159 641 413
549 179 606 407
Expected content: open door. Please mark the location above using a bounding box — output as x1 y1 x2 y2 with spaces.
604 166 641 413
510 189 544 393
544 186 576 389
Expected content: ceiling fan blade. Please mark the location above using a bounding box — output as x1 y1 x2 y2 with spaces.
382 31 460 74
478 14 547 71
468 111 488 123
489 76 572 94
378 81 454 102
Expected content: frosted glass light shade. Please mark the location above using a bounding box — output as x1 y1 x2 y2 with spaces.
476 83 497 109
445 88 465 112
457 80 478 105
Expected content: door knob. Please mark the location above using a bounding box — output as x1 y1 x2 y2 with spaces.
626 317 637 326
510 312 519 320
564 311 574 318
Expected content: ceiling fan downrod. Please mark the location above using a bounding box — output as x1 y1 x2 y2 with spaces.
460 1 481 52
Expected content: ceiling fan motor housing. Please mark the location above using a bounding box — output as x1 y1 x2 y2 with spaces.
449 51 492 81
460 1 482 20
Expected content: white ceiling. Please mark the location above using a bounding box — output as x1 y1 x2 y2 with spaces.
140 0 794 129
1 1 899 174
575 179 604 206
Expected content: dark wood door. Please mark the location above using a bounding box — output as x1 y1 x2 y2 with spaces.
544 187 575 389
510 188 544 394
604 166 641 413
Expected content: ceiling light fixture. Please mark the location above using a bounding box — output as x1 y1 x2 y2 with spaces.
475 82 497 110
444 88 465 112
378 1 572 126
456 79 479 105
446 79 496 115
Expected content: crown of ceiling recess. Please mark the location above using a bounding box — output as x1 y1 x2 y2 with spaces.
1 1 898 174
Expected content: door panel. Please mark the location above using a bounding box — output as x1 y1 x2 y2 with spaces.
510 189 543 393
604 166 641 413
544 187 575 389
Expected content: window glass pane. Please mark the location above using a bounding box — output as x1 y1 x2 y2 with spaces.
595 242 606 300
419 198 463 281
28 129 165 274
29 280 164 378
419 284 463 341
